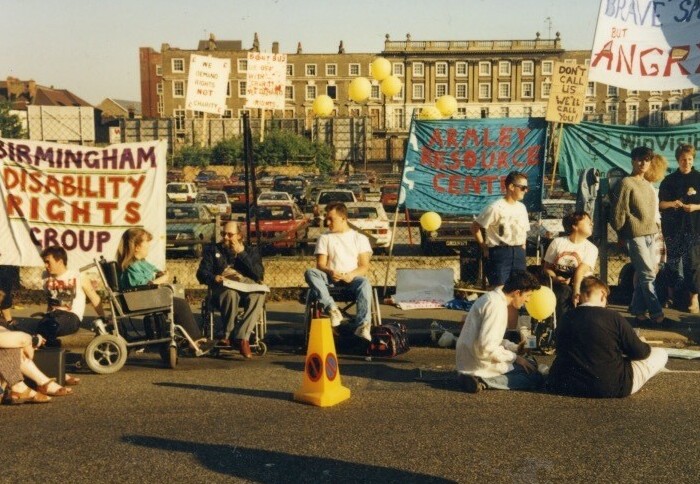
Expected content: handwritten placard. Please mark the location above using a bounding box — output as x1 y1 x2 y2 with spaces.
546 62 588 125
185 54 231 115
245 52 287 110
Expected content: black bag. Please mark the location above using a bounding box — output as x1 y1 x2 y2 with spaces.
367 322 409 358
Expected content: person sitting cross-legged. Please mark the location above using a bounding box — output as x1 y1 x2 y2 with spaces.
546 276 668 398
304 202 373 341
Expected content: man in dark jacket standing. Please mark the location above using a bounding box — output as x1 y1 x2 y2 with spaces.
547 276 667 398
196 220 265 358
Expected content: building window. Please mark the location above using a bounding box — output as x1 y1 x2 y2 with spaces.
286 64 294 76
671 89 682 95
413 62 425 77
541 80 552 98
586 82 596 97
541 61 554 75
435 62 448 77
627 104 639 125
584 104 595 114
326 64 337 76
479 83 491 99
693 101 700 111
393 86 404 100
156 82 163 95
650 90 662 95
456 62 468 77
480 107 490 118
413 83 425 100
349 107 361 117
172 58 185 73
285 85 294 100
607 85 618 97
226 81 231 98
237 59 247 72
522 61 534 76
371 84 380 99
156 65 162 76
349 63 360 76
498 82 511 99
173 109 185 130
498 61 511 76
457 107 467 117
669 101 681 110
157 99 164 115
523 106 532 117
607 103 618 124
223 109 233 118
501 106 510 118
173 80 185 97
435 83 448 98
628 89 639 96
238 109 251 118
327 85 337 99
456 83 468 99
521 81 533 98
479 62 491 76
305 64 317 76
238 81 246 97
305 85 317 100
393 107 405 129
393 63 404 76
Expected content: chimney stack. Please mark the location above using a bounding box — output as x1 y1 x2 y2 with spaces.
272 41 279 54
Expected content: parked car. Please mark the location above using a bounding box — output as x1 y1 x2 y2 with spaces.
195 190 231 219
257 175 275 189
345 202 392 251
273 176 308 207
348 173 371 186
166 182 197 203
305 183 335 211
165 203 215 257
337 183 365 201
250 202 310 255
166 169 185 183
194 170 217 187
257 190 294 205
312 189 357 226
380 184 400 209
205 175 230 191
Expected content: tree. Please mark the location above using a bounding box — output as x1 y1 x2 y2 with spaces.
0 101 24 138
211 137 243 166
252 130 333 173
172 145 211 168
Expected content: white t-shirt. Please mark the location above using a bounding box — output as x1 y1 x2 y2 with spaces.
315 229 372 274
544 236 598 279
43 269 86 320
475 198 529 247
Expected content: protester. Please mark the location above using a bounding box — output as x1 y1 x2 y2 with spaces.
304 202 374 341
645 154 670 305
658 144 700 313
542 211 598 321
0 265 19 328
196 221 265 358
117 228 214 355
611 146 665 324
455 270 544 393
546 276 668 398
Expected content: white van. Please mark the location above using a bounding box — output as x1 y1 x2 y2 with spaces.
166 182 197 203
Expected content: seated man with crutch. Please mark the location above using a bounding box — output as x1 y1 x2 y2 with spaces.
196 220 265 359
304 202 373 341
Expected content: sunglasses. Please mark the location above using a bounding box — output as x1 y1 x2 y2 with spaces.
512 184 529 191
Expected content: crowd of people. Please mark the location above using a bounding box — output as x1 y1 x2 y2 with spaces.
0 143 696 402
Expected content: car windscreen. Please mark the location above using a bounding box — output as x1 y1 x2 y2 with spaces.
257 206 293 220
275 180 304 191
167 184 188 193
167 207 200 219
318 192 354 204
223 186 246 195
347 207 379 219
197 194 226 203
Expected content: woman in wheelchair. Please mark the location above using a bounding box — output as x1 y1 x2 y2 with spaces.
116 228 214 354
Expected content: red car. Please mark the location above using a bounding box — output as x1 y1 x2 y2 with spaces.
250 203 310 255
223 183 252 212
380 184 400 209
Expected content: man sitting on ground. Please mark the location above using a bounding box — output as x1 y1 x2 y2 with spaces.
456 270 544 393
546 276 668 398
304 202 373 341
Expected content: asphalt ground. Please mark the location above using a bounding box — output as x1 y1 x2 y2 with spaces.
3 300 700 482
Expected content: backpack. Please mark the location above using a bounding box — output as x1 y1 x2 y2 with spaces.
367 323 410 358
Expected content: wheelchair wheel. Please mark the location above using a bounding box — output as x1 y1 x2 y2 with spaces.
254 341 267 356
159 344 178 369
84 334 128 374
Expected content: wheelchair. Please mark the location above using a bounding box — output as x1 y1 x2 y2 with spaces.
200 287 268 357
302 284 382 346
81 257 204 374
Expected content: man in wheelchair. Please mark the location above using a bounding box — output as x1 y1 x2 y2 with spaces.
196 221 265 358
304 202 373 341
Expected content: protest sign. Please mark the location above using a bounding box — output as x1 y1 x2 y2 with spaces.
185 54 231 115
399 118 546 215
245 52 287 110
546 62 588 124
588 0 700 90
0 138 167 269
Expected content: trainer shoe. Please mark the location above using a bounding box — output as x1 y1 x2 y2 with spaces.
354 323 372 342
457 373 486 394
328 306 344 327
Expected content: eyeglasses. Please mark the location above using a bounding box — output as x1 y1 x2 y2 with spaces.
222 232 238 238
513 184 529 191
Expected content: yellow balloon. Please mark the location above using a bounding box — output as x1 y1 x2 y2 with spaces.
371 57 392 81
348 77 372 103
435 95 458 117
312 95 334 116
420 212 442 232
418 105 442 120
380 75 402 97
525 286 557 321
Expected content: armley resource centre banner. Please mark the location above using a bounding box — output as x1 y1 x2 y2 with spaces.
400 117 547 215
559 121 700 192
0 138 167 270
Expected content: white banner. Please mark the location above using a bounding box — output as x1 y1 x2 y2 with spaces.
185 54 231 115
589 0 700 90
245 52 287 110
0 138 167 270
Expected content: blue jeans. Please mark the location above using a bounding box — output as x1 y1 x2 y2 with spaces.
486 246 526 286
627 235 664 319
481 360 544 391
304 268 372 327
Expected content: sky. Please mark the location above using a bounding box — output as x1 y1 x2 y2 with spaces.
3 0 601 105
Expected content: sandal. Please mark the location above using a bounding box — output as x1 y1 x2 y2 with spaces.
36 379 72 397
2 387 51 405
64 375 81 386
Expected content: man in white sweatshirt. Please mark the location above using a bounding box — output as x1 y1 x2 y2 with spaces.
456 270 544 393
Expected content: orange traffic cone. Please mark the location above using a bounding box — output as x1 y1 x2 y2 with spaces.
293 318 351 407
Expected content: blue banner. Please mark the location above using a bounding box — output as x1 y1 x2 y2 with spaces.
400 117 547 215
559 121 700 193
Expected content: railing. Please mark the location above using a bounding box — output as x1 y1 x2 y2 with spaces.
383 39 560 52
